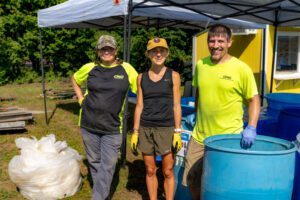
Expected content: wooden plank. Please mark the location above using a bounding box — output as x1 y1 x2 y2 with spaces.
0 115 33 123
0 107 19 112
0 109 33 122
0 110 32 117
0 121 25 130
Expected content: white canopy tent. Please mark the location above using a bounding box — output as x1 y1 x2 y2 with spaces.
38 0 265 61
37 0 265 163
38 0 265 29
150 0 300 93
150 0 300 26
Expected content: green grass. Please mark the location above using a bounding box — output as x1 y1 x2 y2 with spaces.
0 81 154 200
0 189 18 199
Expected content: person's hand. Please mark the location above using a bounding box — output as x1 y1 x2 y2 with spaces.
186 113 196 127
172 133 182 153
241 125 257 149
78 98 84 106
130 132 139 155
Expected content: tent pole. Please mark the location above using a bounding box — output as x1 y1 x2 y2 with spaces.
260 27 266 106
121 15 127 166
127 0 132 62
156 18 160 35
123 15 128 61
39 28 48 125
270 10 279 93
121 0 133 167
270 25 278 93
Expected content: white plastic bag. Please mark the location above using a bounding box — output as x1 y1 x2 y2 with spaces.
8 134 83 200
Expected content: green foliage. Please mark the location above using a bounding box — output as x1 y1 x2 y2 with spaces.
130 27 195 75
14 67 40 84
0 0 198 85
0 0 67 84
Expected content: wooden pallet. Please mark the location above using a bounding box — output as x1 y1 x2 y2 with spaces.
0 107 33 130
0 121 25 130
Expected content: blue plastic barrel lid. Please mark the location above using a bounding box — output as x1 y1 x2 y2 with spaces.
204 134 296 155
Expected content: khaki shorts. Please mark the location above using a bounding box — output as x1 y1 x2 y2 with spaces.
138 126 174 156
182 137 205 188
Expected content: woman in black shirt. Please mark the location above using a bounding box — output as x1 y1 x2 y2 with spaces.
131 38 182 200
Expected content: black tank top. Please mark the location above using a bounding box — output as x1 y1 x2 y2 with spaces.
140 67 174 127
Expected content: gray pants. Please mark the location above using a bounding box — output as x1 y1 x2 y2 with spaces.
81 128 122 200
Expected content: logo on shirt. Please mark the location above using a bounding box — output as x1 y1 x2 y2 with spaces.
220 75 233 81
114 75 124 80
164 78 170 82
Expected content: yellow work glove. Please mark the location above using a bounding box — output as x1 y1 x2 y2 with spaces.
78 98 84 106
130 132 139 155
172 133 182 153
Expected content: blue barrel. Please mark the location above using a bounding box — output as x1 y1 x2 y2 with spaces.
277 108 300 141
202 134 296 200
265 93 300 119
174 119 193 200
174 156 193 200
256 117 279 137
277 108 300 200
294 152 300 200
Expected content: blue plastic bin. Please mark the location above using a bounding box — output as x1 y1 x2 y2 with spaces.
277 108 300 200
265 93 300 119
181 97 195 117
202 134 296 200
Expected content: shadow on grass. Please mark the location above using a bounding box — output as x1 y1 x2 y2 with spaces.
43 101 79 125
56 101 80 115
82 159 93 188
0 129 28 135
46 104 57 124
125 160 165 200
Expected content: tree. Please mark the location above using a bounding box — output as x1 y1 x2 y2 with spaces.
0 0 197 84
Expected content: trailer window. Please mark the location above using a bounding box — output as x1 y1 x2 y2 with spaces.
276 32 300 74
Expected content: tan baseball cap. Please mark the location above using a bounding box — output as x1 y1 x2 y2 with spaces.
147 38 168 51
96 35 117 50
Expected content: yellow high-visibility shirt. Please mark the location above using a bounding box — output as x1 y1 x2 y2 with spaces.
192 56 258 144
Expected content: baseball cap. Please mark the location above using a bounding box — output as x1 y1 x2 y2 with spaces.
96 35 117 50
147 38 169 51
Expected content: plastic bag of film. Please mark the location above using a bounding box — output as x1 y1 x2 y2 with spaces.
8 134 82 200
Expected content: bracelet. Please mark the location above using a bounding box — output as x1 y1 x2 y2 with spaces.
174 128 182 133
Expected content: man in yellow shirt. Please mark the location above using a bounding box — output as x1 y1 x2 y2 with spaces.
182 24 260 200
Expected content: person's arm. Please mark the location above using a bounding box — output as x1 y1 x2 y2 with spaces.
71 76 84 105
241 94 260 149
172 71 182 153
133 74 143 132
172 71 182 130
131 74 143 153
247 94 260 128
